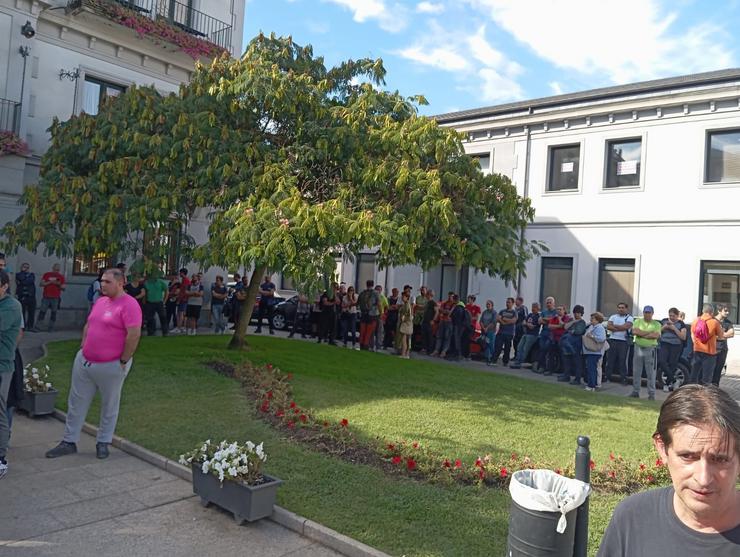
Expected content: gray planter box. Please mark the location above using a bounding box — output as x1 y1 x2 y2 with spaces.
191 463 282 524
17 389 58 417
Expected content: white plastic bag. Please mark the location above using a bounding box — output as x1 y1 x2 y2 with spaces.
509 469 591 534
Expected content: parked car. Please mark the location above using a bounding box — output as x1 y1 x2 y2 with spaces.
223 282 296 327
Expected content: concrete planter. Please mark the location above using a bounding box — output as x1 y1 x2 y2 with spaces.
18 389 58 417
191 463 283 524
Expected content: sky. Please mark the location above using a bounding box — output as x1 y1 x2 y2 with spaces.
242 0 739 116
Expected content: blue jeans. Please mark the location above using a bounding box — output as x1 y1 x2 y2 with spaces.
212 303 226 333
484 331 496 361
538 336 552 370
434 321 452 354
585 354 601 388
513 335 538 365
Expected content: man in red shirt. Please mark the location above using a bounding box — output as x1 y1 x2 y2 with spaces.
36 263 65 332
175 267 191 334
546 305 571 376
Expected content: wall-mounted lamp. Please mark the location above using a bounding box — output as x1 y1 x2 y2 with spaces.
59 68 80 81
21 20 35 39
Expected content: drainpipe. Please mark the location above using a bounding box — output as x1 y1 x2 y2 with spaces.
515 124 532 298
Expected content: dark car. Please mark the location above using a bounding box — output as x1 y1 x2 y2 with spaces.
270 295 298 330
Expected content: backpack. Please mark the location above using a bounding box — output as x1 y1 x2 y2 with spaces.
358 290 372 314
694 318 710 343
86 281 97 302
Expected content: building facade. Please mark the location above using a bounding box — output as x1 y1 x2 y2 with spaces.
0 0 244 323
341 70 740 366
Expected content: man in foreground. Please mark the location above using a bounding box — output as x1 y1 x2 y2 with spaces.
597 384 740 555
46 268 142 460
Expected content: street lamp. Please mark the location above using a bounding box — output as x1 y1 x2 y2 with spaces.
21 20 35 39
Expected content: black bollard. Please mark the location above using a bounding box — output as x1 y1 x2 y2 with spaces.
573 436 590 557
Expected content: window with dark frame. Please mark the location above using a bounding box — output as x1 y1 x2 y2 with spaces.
539 257 573 310
605 138 641 188
81 76 126 116
73 251 113 276
699 260 740 324
355 253 376 290
706 129 740 183
472 153 491 173
548 144 580 192
597 259 635 315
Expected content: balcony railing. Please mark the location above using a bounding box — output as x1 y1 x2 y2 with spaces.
70 0 232 51
0 99 21 134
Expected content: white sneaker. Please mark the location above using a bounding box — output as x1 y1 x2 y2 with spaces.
663 385 669 393
584 386 595 392
0 458 7 479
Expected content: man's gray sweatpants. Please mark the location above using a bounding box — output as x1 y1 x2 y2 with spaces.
0 371 11 459
632 345 657 397
63 351 131 444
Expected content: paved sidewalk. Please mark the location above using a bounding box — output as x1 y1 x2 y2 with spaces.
0 416 340 557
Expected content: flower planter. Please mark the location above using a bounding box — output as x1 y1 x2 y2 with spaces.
191 463 282 524
18 389 58 418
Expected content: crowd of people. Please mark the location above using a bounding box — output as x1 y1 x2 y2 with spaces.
287 281 735 400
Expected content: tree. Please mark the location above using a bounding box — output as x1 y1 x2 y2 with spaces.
197 34 541 348
3 33 541 350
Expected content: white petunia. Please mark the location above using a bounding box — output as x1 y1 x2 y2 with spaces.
245 441 255 451
228 467 237 477
201 461 210 474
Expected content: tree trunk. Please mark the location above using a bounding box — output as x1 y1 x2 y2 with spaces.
227 263 267 350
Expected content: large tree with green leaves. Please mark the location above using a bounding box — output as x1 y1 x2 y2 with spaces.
3 33 541 349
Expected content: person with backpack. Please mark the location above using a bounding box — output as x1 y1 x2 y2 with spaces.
357 280 380 350
630 305 662 400
87 269 104 311
448 295 468 360
657 307 687 392
690 304 725 385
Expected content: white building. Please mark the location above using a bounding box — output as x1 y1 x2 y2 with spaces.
339 69 740 365
0 0 244 323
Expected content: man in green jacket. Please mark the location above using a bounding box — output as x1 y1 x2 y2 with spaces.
0 269 23 479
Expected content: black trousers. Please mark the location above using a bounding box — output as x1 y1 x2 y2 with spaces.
657 342 682 386
291 313 310 337
144 302 168 336
256 302 274 332
20 297 36 329
712 349 728 386
318 311 336 342
165 301 178 329
690 352 717 385
421 321 435 353
493 333 514 364
606 339 629 380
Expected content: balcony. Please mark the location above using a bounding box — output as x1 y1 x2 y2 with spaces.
0 99 21 134
68 0 232 52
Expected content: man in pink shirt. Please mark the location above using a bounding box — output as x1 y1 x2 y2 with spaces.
46 268 142 460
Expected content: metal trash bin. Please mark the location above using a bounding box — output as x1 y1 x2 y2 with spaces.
507 469 591 557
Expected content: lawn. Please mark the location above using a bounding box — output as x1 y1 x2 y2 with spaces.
38 335 662 557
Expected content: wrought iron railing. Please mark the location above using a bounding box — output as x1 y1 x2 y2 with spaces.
70 0 232 51
0 98 21 134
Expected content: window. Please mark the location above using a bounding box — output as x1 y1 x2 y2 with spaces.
73 251 113 276
82 76 126 116
539 257 573 310
280 274 295 290
700 261 740 323
355 253 376 290
548 144 580 192
605 138 641 188
597 259 635 314
472 153 491 173
143 224 181 273
706 129 740 183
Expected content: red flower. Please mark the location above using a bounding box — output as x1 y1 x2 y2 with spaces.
287 373 293 380
293 408 300 414
275 409 285 418
589 459 596 470
289 401 296 409
299 414 308 423
454 459 462 469
647 475 655 483
406 458 417 471
474 458 483 468
608 471 616 479
266 391 273 399
442 459 451 468
639 463 646 470
500 467 508 478
266 363 273 370
555 468 562 475
479 470 485 479
391 456 402 465
259 401 269 413
340 419 349 428
387 443 396 451
412 442 419 449
655 458 663 467
287 421 295 429
609 452 615 461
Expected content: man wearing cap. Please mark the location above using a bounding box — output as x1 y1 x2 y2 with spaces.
630 305 662 400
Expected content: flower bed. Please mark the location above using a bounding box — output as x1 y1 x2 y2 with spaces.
209 360 670 494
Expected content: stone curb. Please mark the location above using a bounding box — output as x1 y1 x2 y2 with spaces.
50 409 391 557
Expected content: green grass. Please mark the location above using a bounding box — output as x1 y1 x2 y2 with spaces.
40 336 663 557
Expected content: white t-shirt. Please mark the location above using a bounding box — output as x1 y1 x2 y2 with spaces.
608 314 633 341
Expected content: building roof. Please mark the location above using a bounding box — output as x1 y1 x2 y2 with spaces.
434 68 740 124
